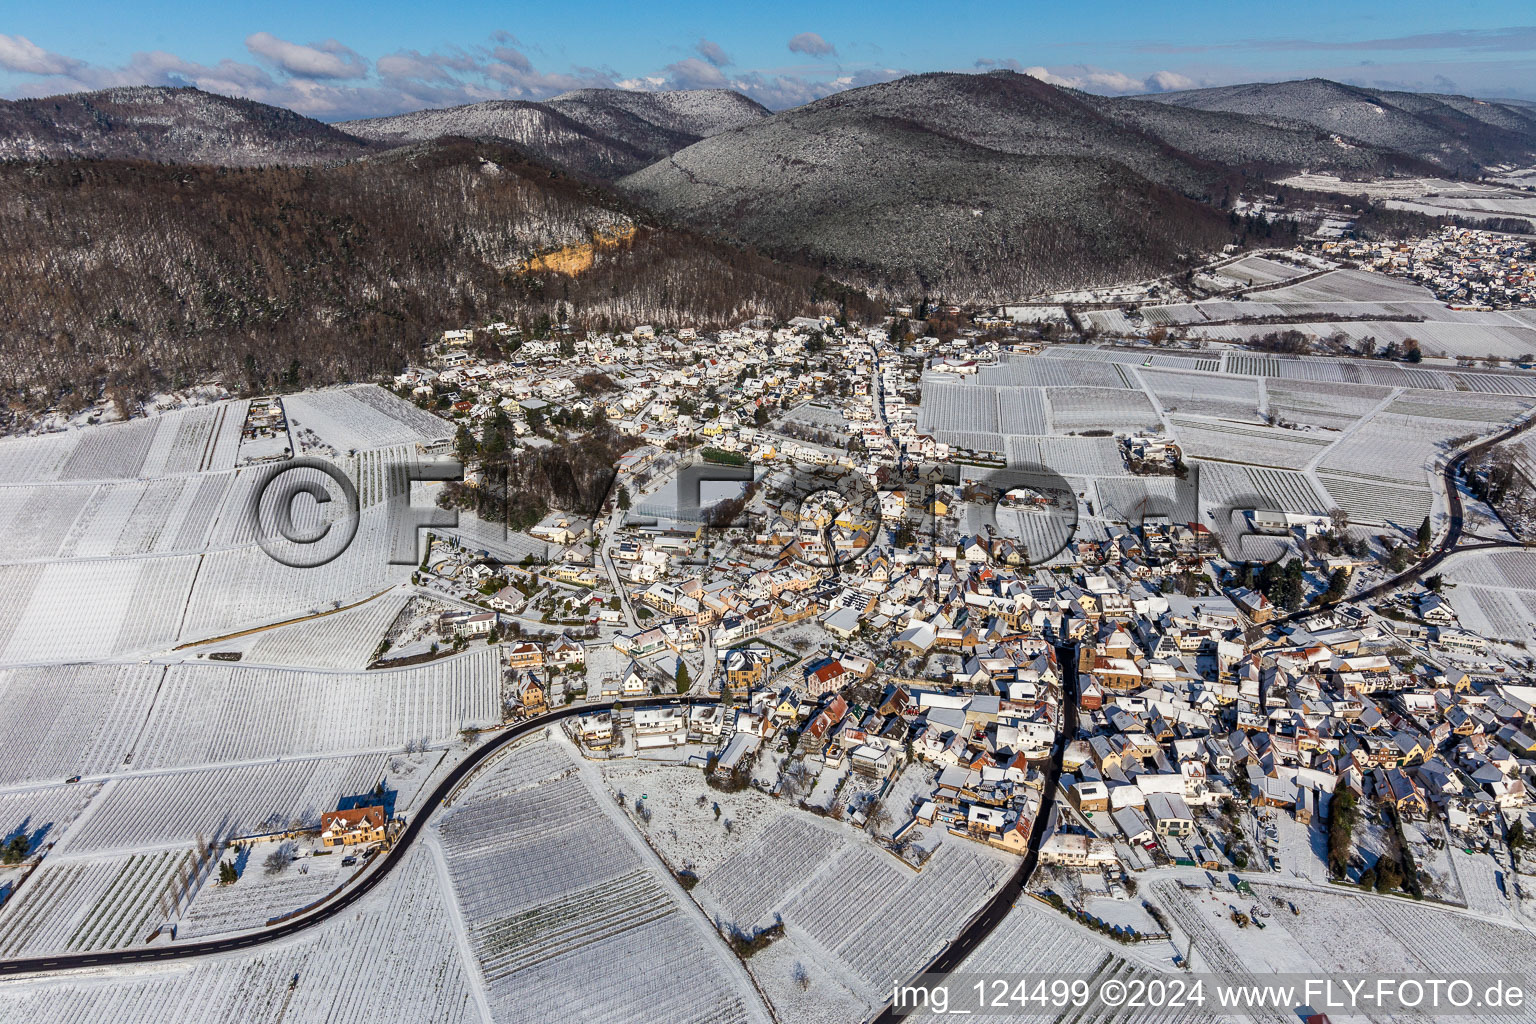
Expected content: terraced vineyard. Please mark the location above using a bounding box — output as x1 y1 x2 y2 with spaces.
782 841 1014 995
0 663 161 786
698 815 847 930
58 754 391 855
0 847 478 1024
438 743 769 1024
0 849 189 956
131 651 499 769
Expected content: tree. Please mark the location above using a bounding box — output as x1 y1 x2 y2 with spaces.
617 485 631 511
1417 516 1432 554
675 661 691 694
454 424 476 463
1 835 29 864
792 962 812 991
218 860 239 885
1508 819 1527 864
864 798 893 838
1324 568 1349 602
779 760 813 802
263 841 295 876
1326 788 1358 878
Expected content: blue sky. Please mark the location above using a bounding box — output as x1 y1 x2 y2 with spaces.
3 1 1535 119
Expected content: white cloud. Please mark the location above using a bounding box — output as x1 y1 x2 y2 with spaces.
1013 64 1199 95
245 32 367 80
1144 70 1196 92
663 57 729 90
787 32 836 58
696 38 731 68
0 33 82 76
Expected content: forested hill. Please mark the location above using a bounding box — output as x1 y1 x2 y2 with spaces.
0 140 862 419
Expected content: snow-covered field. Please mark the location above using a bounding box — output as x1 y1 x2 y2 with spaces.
437 740 770 1024
0 845 479 1024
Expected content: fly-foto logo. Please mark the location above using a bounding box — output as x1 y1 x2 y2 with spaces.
248 455 463 568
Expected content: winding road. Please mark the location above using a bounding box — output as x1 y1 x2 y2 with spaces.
0 696 707 977
1268 408 1536 629
868 642 1080 1024
4 407 1525 985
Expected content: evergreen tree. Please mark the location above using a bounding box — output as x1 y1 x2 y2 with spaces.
1417 516 1432 553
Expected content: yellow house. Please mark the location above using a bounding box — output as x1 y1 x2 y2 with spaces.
320 806 387 847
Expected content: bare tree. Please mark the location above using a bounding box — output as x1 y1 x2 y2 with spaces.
263 841 296 877
865 798 893 838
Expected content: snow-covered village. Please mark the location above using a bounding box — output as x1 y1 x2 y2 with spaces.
3 253 1536 1022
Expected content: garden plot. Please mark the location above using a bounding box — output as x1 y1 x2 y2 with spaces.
977 358 1133 389
782 840 1016 996
1138 368 1261 421
1009 436 1127 477
1047 387 1162 433
0 848 190 956
0 663 161 786
180 513 411 642
779 402 851 431
1256 881 1536 1003
0 431 77 484
139 401 249 477
596 760 790 875
1 556 198 665
1166 417 1331 470
234 589 412 669
1266 380 1392 430
178 850 352 938
130 650 499 771
438 743 769 1024
0 483 94 559
1316 472 1433 530
56 753 390 855
283 386 453 453
1257 268 1433 303
1320 412 1478 484
0 845 478 1024
698 814 850 931
1216 255 1311 287
57 416 161 481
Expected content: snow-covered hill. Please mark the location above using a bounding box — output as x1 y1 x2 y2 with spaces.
0 86 374 166
341 88 767 179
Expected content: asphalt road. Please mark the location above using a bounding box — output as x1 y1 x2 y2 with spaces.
869 642 1080 1024
7 410 1525 982
1267 409 1536 629
0 697 705 976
